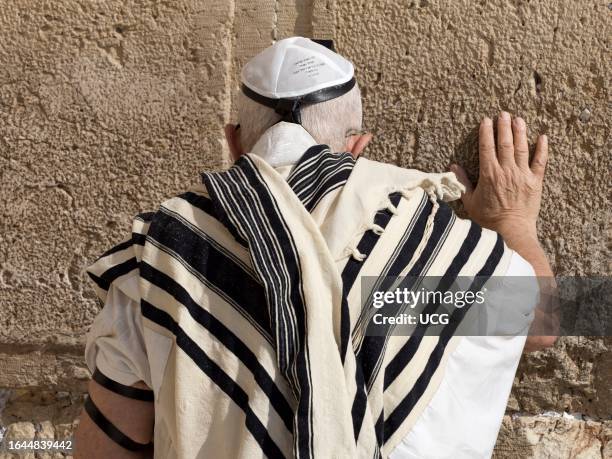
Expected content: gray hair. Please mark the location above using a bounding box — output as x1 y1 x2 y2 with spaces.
237 84 363 153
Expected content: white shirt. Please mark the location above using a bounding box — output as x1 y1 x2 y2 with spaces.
86 122 537 459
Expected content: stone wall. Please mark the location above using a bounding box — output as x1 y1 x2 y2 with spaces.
0 1 609 457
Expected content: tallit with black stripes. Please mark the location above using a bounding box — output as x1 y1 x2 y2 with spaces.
86 145 513 459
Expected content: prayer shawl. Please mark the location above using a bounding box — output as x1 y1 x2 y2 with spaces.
87 146 512 458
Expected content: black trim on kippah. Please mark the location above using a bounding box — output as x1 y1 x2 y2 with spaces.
92 368 154 401
301 77 356 105
312 39 335 51
84 395 153 452
241 77 357 124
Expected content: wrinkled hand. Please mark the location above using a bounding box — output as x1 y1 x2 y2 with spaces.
451 112 548 240
452 113 556 352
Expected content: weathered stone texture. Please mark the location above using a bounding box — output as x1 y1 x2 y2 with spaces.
0 1 609 457
494 415 612 459
511 337 612 421
0 0 233 348
0 389 80 458
0 351 89 392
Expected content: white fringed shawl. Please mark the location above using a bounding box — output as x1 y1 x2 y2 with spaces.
87 145 511 458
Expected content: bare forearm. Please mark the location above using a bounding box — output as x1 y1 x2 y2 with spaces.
74 380 154 459
497 226 557 351
74 412 152 459
497 224 553 278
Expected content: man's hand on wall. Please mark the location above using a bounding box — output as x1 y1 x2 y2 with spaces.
451 112 557 351
450 111 548 239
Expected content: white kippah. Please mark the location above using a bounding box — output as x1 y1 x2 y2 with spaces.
241 36 354 99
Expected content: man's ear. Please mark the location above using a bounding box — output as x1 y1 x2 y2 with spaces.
224 124 244 161
345 133 373 158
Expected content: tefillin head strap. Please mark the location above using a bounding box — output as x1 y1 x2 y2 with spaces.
240 77 356 124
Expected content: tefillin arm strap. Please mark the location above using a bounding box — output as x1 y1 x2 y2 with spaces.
92 368 154 401
241 77 357 124
85 369 154 451
84 396 154 452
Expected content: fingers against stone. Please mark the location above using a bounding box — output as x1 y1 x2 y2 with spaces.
531 135 549 178
497 112 515 166
479 117 497 171
512 117 529 169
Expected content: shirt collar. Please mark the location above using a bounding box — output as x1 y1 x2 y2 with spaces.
249 122 318 168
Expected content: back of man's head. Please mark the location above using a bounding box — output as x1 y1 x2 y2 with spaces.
238 84 363 154
237 37 364 153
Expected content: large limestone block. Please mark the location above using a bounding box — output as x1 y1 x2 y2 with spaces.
512 337 612 420
0 1 233 348
494 414 612 459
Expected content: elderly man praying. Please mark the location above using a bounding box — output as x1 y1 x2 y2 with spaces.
75 37 556 459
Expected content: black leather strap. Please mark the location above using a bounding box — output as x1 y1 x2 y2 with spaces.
312 39 335 51
92 368 154 401
241 77 356 124
84 396 153 452
300 77 356 105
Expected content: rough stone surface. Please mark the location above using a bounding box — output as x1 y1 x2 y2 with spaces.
512 337 612 421
0 1 609 458
494 415 612 459
0 389 80 458
0 351 89 391
0 0 233 349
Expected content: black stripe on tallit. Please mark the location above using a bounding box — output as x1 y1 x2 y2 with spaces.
383 221 482 390
135 211 155 222
202 156 314 459
286 145 355 212
356 201 455 347
88 211 153 289
141 300 287 459
349 194 432 441
340 193 403 439
290 153 353 197
139 262 294 432
351 199 453 442
375 411 384 448
87 257 139 292
359 201 454 390
203 161 303 381
161 203 254 279
240 159 316 459
351 194 431 340
287 148 358 363
96 211 153 259
178 191 249 247
341 193 403 292
286 145 332 185
178 191 216 215
339 192 403 364
145 209 272 343
382 201 454 289
383 234 505 441
96 234 143 260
